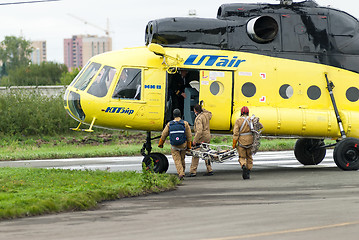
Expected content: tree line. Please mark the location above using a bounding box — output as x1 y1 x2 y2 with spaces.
0 36 79 86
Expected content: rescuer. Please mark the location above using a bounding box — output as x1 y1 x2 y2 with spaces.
232 106 263 179
158 108 192 180
188 104 213 177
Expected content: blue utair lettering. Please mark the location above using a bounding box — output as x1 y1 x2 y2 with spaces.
104 107 134 115
184 54 246 67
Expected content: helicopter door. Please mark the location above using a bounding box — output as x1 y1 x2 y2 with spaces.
199 70 233 130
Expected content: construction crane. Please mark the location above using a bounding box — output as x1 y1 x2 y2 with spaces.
67 13 112 36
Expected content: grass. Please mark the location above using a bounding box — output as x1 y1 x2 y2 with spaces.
0 167 180 220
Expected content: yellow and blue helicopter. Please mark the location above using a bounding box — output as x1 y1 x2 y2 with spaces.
64 0 359 172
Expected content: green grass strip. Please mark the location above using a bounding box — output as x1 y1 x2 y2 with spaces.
0 167 180 220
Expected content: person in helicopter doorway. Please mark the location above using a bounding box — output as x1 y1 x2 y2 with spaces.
232 106 263 180
169 70 191 117
188 104 214 177
158 108 192 180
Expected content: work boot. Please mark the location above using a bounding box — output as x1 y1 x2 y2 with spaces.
242 165 250 180
203 171 214 176
187 173 197 177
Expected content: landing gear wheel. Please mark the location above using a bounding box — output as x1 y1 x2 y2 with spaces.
294 138 326 165
142 152 169 173
333 138 359 171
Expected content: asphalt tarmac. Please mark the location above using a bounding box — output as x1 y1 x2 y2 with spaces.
1 150 359 240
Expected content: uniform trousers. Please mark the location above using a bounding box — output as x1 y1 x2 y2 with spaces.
190 157 212 174
236 146 253 170
171 148 186 177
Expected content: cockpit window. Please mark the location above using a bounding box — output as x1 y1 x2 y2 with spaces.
112 68 142 100
69 62 89 87
73 62 101 91
87 66 116 97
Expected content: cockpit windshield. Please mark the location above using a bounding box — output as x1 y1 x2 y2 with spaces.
73 62 101 91
112 68 142 100
87 66 117 97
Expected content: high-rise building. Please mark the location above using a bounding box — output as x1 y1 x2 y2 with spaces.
64 35 112 70
31 40 47 64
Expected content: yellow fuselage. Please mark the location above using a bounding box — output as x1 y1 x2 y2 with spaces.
64 46 359 139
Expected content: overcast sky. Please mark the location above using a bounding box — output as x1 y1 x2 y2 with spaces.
0 0 358 63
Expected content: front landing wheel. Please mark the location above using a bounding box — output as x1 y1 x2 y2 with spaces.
294 138 326 165
142 153 169 173
334 138 359 171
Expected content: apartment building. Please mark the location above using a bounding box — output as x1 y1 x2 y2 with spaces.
31 40 47 64
64 35 112 70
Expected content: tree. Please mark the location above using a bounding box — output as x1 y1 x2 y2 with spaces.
0 36 33 74
60 67 80 85
6 62 68 86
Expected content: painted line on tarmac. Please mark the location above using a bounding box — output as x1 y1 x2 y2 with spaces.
203 220 359 240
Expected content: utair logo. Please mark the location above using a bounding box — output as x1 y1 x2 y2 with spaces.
184 55 246 68
103 107 134 115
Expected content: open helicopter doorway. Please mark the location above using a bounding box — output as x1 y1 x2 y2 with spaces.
166 68 200 125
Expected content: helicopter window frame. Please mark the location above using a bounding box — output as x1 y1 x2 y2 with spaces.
73 62 101 91
112 68 142 100
87 65 117 98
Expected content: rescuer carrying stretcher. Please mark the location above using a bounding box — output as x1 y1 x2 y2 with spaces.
232 106 263 180
188 104 213 177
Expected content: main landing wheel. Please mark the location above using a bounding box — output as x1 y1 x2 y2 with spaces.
142 152 169 173
294 138 326 165
333 138 359 171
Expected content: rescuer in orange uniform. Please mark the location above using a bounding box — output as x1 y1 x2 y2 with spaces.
232 106 262 179
188 104 213 177
158 109 192 180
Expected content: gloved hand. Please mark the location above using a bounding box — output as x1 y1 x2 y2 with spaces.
187 141 192 150
158 138 164 148
232 139 238 149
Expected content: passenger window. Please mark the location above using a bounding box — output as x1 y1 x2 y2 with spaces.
87 66 116 97
112 68 142 100
73 62 101 91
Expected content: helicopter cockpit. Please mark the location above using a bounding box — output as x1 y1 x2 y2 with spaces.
64 52 202 133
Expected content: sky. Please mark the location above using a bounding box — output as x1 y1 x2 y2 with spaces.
0 0 358 63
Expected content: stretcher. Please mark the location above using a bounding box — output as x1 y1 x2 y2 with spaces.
190 143 238 163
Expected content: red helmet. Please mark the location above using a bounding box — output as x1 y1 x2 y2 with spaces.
241 106 249 115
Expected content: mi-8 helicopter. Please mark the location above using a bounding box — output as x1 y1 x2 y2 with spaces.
64 0 359 172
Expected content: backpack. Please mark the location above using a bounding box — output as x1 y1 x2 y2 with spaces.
169 120 187 145
249 115 263 155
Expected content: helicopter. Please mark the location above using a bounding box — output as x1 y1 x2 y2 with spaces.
64 0 359 172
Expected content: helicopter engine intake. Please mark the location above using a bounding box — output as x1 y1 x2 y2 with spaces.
246 16 279 43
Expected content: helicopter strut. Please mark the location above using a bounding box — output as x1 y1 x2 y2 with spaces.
325 73 347 139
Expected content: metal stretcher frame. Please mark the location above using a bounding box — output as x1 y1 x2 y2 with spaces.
190 143 238 163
